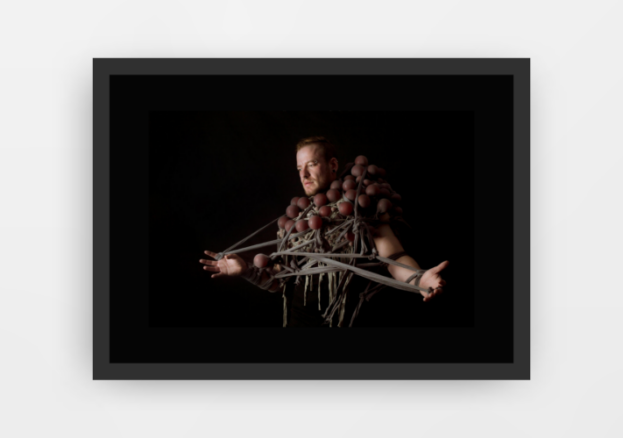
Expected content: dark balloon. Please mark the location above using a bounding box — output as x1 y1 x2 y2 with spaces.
344 175 356 181
326 189 341 203
314 193 328 207
297 197 310 210
394 206 403 215
390 193 402 203
295 219 309 233
345 189 357 202
346 232 356 242
351 164 365 177
355 155 369 167
379 188 391 198
366 184 380 197
285 220 295 232
291 197 300 206
377 168 386 178
377 199 393 214
319 205 332 217
286 205 300 219
358 194 371 208
309 215 323 230
254 253 270 268
330 179 342 190
278 215 288 229
363 179 372 186
342 180 357 191
367 164 378 176
339 202 353 216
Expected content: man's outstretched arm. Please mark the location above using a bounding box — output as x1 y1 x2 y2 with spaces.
371 214 448 302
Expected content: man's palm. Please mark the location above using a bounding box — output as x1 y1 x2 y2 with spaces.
419 260 449 302
200 251 248 278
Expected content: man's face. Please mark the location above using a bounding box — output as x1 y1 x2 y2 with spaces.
296 144 336 196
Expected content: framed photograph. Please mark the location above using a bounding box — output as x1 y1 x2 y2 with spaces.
94 58 529 379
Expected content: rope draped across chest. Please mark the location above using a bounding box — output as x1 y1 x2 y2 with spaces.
213 158 432 327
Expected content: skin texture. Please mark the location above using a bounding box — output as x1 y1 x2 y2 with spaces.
200 143 448 301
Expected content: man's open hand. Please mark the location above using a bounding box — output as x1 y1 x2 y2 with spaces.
200 250 248 278
419 260 449 302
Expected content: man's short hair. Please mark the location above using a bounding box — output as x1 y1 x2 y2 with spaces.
295 136 337 163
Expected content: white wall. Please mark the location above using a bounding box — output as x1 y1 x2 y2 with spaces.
1 1 622 437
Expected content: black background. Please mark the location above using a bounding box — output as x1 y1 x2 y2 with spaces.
109 74 513 363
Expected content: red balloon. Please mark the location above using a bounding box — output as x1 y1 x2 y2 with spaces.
378 178 385 184
342 180 356 191
278 215 288 229
346 232 356 242
313 193 328 207
366 184 380 197
344 175 356 181
297 197 311 210
345 189 357 202
351 164 365 177
286 205 300 219
254 253 270 268
291 197 300 206
363 179 372 186
319 206 332 217
285 219 295 232
356 176 361 183
393 206 403 215
327 189 341 203
309 215 323 230
330 179 342 190
379 188 391 198
380 183 391 190
295 219 309 233
390 193 402 203
367 164 378 176
358 194 371 208
338 202 353 216
355 155 369 167
377 199 393 214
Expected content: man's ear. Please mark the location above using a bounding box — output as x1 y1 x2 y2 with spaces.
330 157 338 173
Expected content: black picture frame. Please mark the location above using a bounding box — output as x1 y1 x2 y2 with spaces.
94 58 530 379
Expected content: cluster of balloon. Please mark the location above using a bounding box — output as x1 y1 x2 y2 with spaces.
324 157 402 223
271 154 404 257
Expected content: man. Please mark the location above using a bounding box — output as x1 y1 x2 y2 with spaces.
200 136 448 326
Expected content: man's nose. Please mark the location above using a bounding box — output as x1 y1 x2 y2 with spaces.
300 167 310 179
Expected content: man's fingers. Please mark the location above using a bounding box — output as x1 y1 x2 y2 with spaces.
199 259 218 266
423 287 443 302
211 272 225 279
204 250 219 259
428 260 450 275
203 266 220 272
